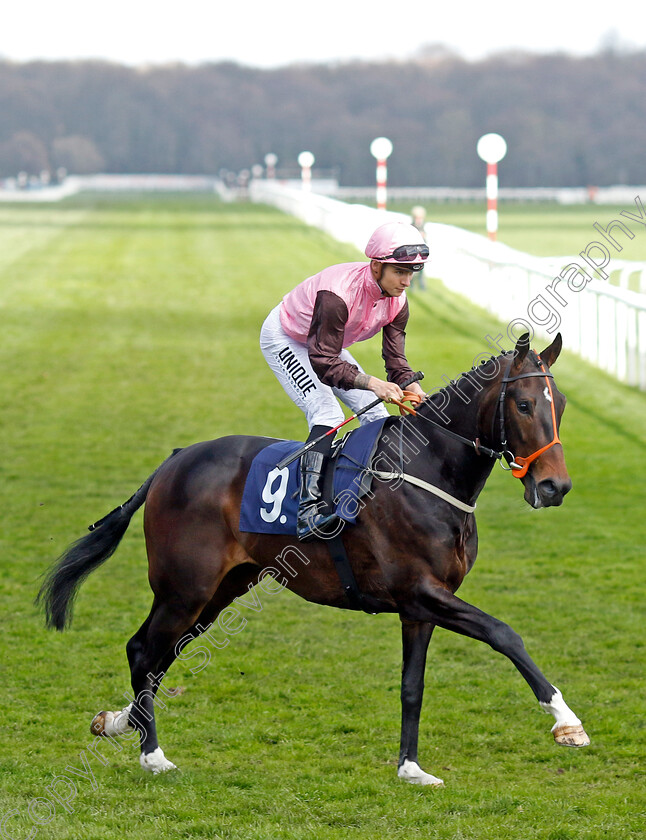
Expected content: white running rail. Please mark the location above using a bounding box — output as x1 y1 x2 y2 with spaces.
250 180 646 390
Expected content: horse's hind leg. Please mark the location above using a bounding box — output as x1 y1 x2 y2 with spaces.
91 598 199 773
134 564 262 772
92 563 261 773
90 611 154 745
130 599 203 772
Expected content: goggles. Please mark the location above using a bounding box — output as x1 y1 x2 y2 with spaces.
380 244 430 262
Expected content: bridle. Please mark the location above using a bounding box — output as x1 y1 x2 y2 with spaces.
408 351 561 481
494 354 562 479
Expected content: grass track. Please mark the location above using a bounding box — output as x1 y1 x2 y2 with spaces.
1 195 645 839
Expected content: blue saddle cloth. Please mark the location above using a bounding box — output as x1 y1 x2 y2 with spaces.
239 418 387 535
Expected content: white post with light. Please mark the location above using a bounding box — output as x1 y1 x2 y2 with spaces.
476 133 507 241
298 151 315 192
264 153 278 179
370 137 393 211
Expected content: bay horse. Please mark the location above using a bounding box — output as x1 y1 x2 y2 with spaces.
37 332 589 786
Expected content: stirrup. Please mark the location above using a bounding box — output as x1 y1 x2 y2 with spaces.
297 507 340 542
296 450 338 541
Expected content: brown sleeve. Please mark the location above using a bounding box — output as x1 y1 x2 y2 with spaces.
382 300 415 386
307 290 361 390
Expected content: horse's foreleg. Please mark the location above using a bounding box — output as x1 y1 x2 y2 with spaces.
397 619 444 787
414 585 590 747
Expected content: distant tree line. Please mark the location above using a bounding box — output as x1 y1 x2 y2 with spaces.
1 48 645 187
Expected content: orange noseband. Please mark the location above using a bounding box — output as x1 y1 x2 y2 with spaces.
509 358 561 479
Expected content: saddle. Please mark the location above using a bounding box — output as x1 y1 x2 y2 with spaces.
239 417 389 537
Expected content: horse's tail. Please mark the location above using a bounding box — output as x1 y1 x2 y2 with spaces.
36 450 181 631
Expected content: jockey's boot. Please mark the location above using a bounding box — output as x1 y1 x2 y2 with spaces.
296 450 339 542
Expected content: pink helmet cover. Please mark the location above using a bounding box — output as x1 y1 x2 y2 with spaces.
364 221 428 267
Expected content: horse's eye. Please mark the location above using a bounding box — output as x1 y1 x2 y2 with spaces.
517 400 531 414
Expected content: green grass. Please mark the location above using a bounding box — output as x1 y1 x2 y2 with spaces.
1 195 645 839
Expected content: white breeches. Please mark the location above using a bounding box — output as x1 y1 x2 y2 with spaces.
260 305 389 430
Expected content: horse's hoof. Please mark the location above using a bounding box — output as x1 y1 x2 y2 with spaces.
397 759 444 787
164 686 186 697
553 724 590 747
140 747 177 774
90 706 133 738
90 711 108 737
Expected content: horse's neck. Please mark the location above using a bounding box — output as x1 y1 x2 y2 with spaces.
423 365 495 439
399 372 499 503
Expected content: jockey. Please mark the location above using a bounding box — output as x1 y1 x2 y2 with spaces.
260 220 428 540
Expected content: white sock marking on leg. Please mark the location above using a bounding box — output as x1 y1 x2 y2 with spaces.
139 747 177 774
397 759 444 787
540 687 582 730
102 703 134 737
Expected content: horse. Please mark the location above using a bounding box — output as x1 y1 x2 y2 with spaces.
37 332 590 786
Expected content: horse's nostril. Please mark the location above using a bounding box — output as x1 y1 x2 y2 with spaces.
538 478 572 502
540 480 558 496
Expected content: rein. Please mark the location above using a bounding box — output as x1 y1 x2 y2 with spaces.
401 352 560 480
402 389 503 461
357 352 560 514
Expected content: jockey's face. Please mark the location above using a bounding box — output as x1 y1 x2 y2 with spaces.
371 261 415 297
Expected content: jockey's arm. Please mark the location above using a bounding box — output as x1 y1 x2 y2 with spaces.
307 290 417 402
382 301 425 398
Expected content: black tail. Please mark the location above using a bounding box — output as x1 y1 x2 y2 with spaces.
36 451 181 631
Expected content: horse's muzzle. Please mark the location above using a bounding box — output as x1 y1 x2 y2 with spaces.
533 476 572 508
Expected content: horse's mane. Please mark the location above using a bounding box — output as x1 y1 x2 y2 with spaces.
418 346 543 415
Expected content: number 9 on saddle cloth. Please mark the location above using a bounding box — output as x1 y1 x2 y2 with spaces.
239 418 388 536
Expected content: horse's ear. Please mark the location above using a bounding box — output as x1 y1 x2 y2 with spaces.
512 332 531 371
539 332 562 368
